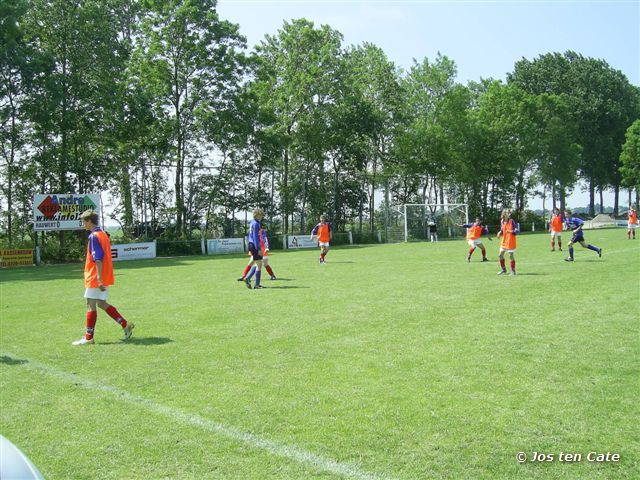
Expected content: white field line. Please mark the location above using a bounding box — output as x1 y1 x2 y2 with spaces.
2 353 395 480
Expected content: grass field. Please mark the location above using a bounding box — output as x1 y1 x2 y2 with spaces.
1 228 639 479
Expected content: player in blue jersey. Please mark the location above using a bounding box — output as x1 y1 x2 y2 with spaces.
243 208 265 289
563 209 602 262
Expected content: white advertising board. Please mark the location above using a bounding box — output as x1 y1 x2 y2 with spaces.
111 242 156 261
207 238 245 255
33 194 101 231
286 235 318 249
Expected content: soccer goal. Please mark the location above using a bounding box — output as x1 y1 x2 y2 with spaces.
399 203 469 243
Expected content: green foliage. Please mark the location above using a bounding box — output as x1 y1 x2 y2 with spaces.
620 119 640 192
2 7 636 243
509 51 640 213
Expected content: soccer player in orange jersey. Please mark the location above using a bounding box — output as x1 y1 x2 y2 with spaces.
496 209 519 276
628 204 638 239
549 208 564 251
310 214 333 264
459 218 492 262
72 210 134 345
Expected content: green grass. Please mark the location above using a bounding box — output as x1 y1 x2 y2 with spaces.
1 229 638 479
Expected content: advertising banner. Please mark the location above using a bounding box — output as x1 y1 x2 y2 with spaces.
33 194 101 231
111 242 156 261
0 249 34 268
207 238 245 255
286 235 318 249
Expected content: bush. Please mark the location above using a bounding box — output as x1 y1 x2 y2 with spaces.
156 240 202 257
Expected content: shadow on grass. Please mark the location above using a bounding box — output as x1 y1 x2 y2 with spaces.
259 285 311 289
513 272 548 276
324 261 355 264
0 355 29 366
99 337 173 346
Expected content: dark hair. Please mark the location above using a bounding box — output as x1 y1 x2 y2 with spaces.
80 210 99 225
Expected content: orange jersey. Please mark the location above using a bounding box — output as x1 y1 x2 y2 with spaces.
312 223 332 243
629 210 638 224
499 219 518 250
550 214 563 232
466 225 485 241
259 227 270 256
84 229 114 288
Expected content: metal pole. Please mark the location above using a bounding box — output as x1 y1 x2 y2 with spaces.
404 204 408 242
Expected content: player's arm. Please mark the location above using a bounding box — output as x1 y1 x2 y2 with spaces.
329 223 333 241
310 224 318 240
484 226 492 241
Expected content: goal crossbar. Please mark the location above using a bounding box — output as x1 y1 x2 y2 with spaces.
401 203 469 243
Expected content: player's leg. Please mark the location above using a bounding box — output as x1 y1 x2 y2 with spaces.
551 232 555 251
509 251 516 275
558 234 562 251
73 296 98 345
480 244 488 261
85 298 98 341
263 256 276 279
580 239 601 256
498 249 507 274
238 256 252 280
566 239 574 261
253 259 264 288
467 240 475 262
98 300 134 338
320 245 329 263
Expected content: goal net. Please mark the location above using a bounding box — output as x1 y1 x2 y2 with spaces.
400 204 469 242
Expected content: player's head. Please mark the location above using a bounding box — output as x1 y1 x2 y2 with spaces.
80 210 99 230
501 209 511 220
564 209 572 218
320 214 327 223
475 217 481 224
631 204 637 211
553 208 560 215
253 208 264 220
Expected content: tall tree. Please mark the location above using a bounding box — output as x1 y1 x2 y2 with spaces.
136 0 244 237
620 119 640 206
0 0 30 245
509 51 639 214
252 18 343 233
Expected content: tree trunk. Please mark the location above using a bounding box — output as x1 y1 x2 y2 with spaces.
283 148 289 233
598 188 604 214
613 185 619 215
121 163 133 235
588 179 595 216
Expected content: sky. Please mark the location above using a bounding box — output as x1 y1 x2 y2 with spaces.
217 0 640 209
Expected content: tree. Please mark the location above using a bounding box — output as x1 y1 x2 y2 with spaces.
136 0 245 237
252 18 344 233
620 119 640 206
509 51 640 214
0 0 30 245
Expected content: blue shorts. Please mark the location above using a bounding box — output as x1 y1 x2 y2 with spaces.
571 231 585 243
248 242 262 260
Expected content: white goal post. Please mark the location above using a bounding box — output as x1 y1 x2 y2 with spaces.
400 203 469 243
